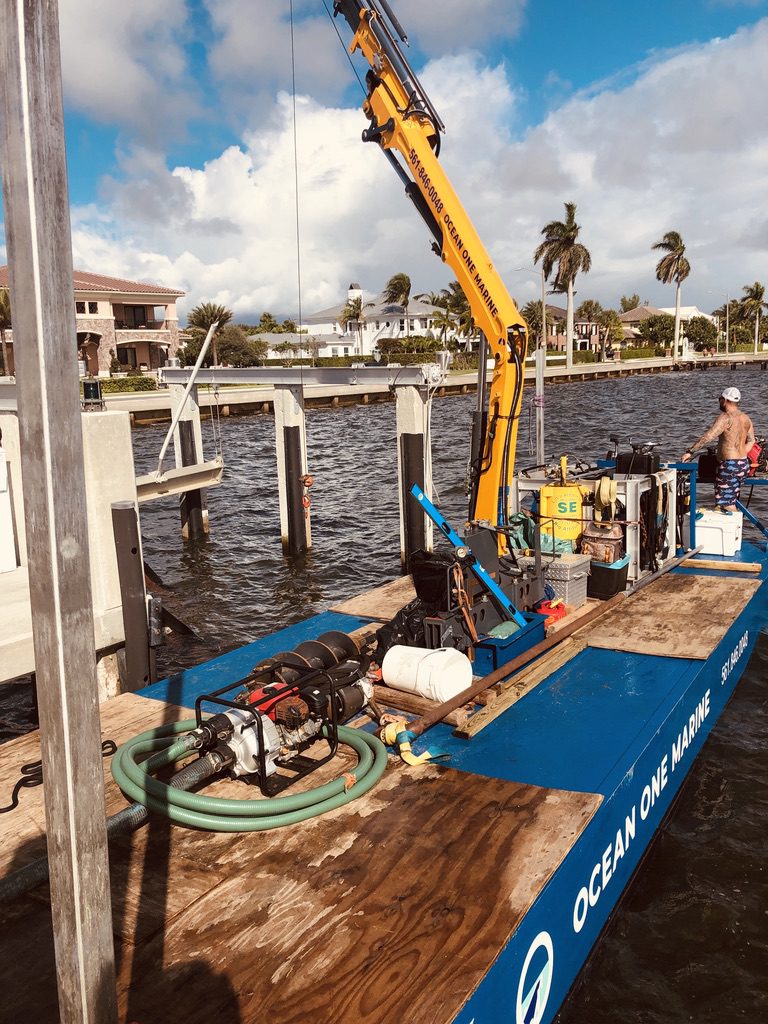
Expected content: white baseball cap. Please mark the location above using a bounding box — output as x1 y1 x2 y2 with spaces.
721 387 741 403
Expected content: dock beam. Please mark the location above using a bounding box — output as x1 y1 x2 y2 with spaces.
170 382 209 539
0 1 117 1019
396 384 433 571
274 384 312 554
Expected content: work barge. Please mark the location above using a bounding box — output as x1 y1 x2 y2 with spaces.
2 544 766 1023
1 3 766 1024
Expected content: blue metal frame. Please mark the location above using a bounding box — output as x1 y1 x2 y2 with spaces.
410 484 528 627
736 498 768 539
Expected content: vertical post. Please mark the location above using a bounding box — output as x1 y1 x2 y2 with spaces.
536 268 546 466
171 382 208 539
0 2 117 1021
111 502 151 689
396 384 433 572
274 384 311 554
726 295 730 356
535 347 545 465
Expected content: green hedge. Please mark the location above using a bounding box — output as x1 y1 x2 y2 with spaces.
85 376 158 394
621 347 657 360
573 351 598 364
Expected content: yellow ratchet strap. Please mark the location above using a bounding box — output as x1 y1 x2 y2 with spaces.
379 718 448 766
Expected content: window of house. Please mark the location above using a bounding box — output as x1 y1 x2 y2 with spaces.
344 347 350 355
375 321 380 329
125 305 147 328
331 347 338 356
75 301 85 314
88 301 98 314
116 345 137 367
399 319 405 331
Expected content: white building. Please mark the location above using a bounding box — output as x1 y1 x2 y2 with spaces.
658 305 717 326
298 283 455 358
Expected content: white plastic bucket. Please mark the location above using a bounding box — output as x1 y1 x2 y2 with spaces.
381 645 473 703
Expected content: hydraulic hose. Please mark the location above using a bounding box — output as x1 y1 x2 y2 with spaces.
110 719 388 832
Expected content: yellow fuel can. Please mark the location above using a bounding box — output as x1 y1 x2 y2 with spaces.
539 483 587 543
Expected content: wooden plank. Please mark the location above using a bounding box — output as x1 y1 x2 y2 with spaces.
372 683 471 727
585 573 762 659
0 692 191 875
331 574 416 620
0 693 602 1024
454 638 588 739
678 558 761 573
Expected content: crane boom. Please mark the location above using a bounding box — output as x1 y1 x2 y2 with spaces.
333 0 529 535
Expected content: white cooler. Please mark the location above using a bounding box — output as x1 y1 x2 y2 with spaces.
685 508 743 556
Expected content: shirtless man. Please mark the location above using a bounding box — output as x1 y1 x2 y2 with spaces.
682 387 755 512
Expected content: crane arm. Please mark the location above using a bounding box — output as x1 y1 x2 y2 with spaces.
333 0 528 531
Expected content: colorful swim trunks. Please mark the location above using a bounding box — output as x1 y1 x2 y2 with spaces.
715 457 750 507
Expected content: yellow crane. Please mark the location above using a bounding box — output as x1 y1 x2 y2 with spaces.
333 0 529 540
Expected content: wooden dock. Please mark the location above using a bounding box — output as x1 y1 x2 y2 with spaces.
94 354 768 425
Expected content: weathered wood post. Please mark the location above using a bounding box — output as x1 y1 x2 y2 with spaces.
0 1 118 1020
274 384 312 554
170 382 208 538
395 384 433 572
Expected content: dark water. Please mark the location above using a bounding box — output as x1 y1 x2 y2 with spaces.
2 366 767 1018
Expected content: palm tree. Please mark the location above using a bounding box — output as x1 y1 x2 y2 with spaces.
339 294 372 355
651 231 690 359
440 280 476 348
534 202 592 369
382 273 412 340
187 301 234 366
576 299 603 322
415 290 456 344
740 281 767 354
620 293 641 313
521 300 543 346
0 288 11 375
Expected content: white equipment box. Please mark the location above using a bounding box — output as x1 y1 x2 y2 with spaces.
684 508 743 557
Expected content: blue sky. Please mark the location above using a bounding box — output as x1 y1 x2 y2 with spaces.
3 0 768 320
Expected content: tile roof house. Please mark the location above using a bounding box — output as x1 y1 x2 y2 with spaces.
0 266 184 376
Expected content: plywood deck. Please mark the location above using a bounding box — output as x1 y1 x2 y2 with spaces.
0 692 601 1024
331 574 416 621
585 573 761 659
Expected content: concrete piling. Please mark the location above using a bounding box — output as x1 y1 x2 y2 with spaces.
396 385 433 572
274 384 312 554
170 383 209 539
111 501 152 689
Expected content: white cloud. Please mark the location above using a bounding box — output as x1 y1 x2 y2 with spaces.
69 18 768 320
59 0 196 138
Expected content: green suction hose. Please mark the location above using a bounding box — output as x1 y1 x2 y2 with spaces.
111 719 388 832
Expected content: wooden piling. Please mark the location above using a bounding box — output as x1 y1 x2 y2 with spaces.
0 1 118 1018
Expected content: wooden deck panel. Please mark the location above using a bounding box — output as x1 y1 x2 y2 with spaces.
585 573 761 659
0 692 601 1024
331 575 416 621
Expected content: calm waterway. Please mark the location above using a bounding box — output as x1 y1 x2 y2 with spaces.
2 366 766 1020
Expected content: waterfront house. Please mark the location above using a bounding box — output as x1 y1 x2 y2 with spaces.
0 266 184 376
299 283 459 358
